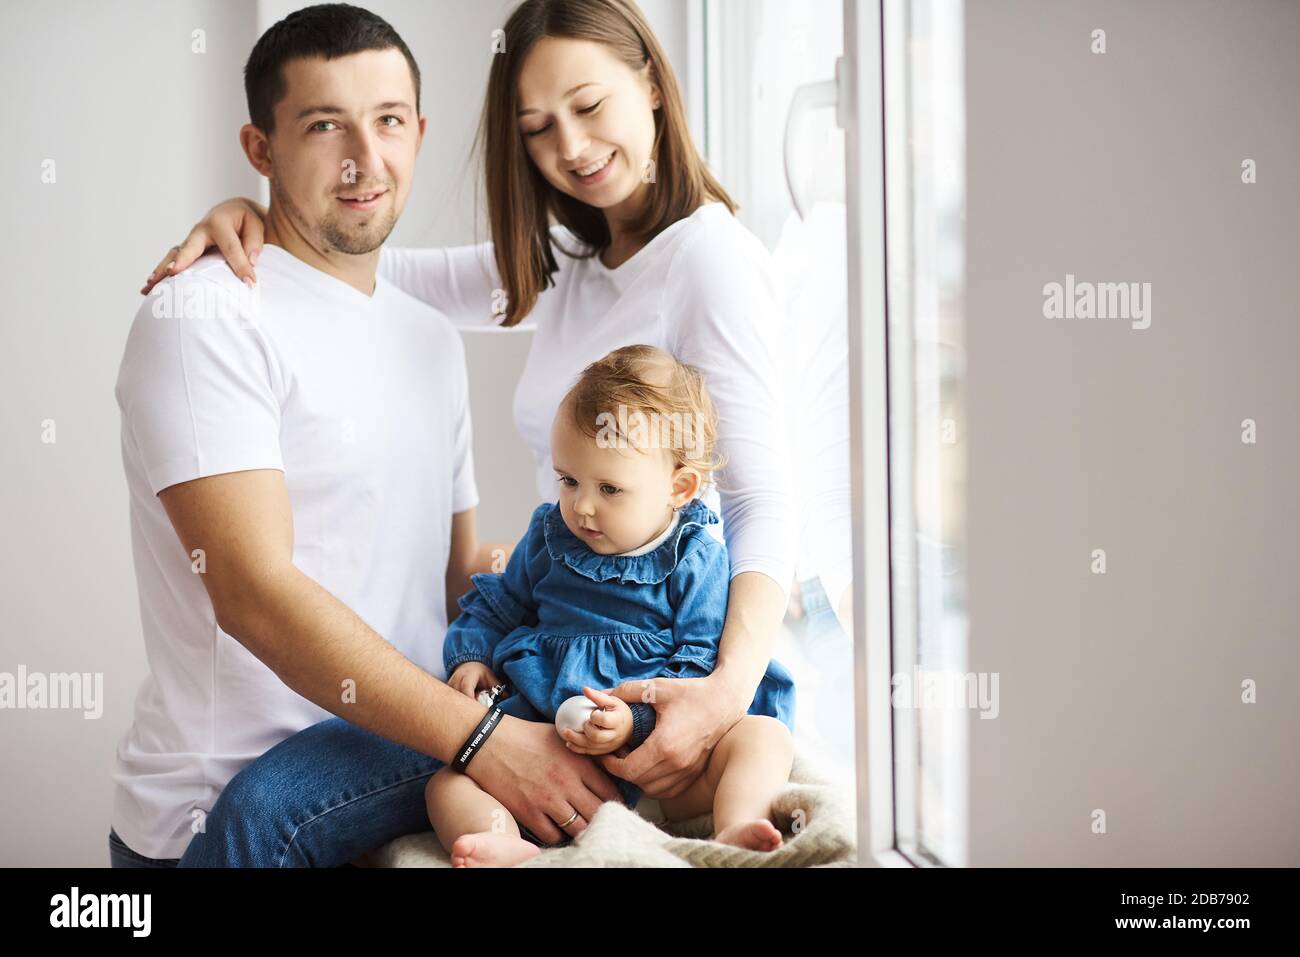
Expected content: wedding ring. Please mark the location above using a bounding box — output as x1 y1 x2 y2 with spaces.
556 810 579 829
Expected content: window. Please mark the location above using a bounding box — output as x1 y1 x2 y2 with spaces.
699 0 856 794
882 0 968 867
697 0 968 866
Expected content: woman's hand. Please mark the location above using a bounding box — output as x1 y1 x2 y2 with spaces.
140 198 267 295
448 660 503 701
597 674 749 799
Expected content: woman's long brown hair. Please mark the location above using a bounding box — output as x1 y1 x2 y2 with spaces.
477 0 736 327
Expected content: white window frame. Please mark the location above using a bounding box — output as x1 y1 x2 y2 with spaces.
842 0 911 869
687 0 914 868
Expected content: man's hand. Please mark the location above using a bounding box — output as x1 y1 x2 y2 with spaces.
469 715 622 845
448 661 502 701
558 687 632 755
596 675 749 799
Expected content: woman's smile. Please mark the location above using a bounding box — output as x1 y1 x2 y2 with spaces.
569 150 617 186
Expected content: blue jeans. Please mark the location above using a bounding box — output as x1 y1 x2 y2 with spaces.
178 716 445 867
178 702 637 867
108 828 180 868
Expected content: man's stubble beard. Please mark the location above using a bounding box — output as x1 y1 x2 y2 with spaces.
271 174 398 256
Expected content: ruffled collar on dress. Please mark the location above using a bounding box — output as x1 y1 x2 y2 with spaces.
542 498 719 584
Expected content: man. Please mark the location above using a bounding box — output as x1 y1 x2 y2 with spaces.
111 3 619 867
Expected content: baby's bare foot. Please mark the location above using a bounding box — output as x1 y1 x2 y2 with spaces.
714 819 784 852
450 831 542 868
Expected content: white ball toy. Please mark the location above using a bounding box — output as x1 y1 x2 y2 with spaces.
555 694 599 735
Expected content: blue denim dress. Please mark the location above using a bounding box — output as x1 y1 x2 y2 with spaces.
443 498 796 811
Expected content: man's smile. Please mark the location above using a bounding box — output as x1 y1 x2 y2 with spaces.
336 189 389 211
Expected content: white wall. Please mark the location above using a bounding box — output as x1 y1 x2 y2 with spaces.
0 0 263 869
964 0 1300 865
0 0 689 867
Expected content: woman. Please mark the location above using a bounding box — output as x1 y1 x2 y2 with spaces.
151 0 796 860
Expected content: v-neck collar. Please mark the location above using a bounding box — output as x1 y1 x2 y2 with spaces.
258 243 384 307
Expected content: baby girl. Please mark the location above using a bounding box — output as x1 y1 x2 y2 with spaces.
425 344 796 867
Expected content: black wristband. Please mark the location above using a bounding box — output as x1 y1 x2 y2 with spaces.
452 682 510 773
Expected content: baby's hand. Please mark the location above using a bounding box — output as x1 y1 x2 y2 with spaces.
449 661 503 702
560 687 632 755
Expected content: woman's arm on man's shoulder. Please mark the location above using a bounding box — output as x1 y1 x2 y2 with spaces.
379 242 530 330
380 222 590 330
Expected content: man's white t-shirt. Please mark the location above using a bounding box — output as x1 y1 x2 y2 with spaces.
112 245 478 860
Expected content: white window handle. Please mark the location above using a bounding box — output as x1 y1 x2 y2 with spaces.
783 57 846 219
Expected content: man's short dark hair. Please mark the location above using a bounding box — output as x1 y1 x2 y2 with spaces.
244 3 421 133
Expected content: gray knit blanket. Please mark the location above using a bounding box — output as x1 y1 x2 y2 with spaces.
357 751 857 868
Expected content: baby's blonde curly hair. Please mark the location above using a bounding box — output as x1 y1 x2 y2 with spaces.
563 344 725 485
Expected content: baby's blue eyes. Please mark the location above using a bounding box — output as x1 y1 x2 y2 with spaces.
555 476 622 495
